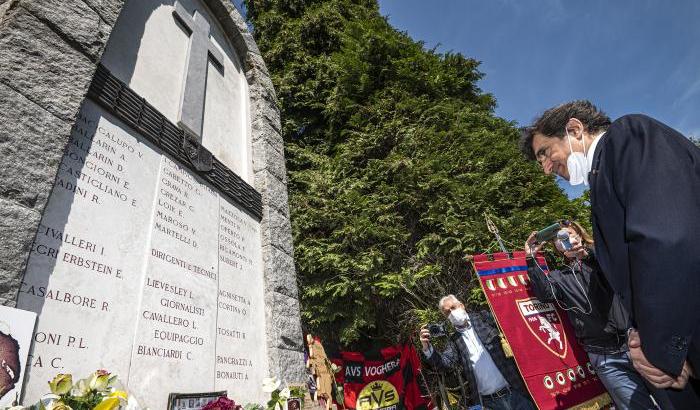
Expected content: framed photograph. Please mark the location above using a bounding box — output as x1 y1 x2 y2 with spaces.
286 397 301 410
0 306 37 408
167 391 227 410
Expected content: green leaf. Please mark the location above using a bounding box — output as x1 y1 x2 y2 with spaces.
247 0 589 347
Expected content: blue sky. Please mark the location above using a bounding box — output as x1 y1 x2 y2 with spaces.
378 0 700 197
233 0 700 197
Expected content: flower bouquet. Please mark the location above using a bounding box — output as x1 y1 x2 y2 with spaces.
260 377 305 410
4 370 142 410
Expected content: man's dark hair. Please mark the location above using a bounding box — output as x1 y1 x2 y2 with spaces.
519 100 612 160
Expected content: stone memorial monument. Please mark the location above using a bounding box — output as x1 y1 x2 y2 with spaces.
0 0 303 408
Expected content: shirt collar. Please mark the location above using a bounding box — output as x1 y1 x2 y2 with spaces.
586 131 605 175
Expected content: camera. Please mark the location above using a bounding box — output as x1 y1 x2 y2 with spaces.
427 323 446 337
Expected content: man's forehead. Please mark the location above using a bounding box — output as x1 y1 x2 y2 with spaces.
532 132 550 149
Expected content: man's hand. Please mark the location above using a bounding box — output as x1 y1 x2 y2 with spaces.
419 325 431 351
628 329 690 389
673 362 693 389
525 232 543 257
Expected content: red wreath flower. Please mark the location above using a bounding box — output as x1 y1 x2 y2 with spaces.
203 396 241 410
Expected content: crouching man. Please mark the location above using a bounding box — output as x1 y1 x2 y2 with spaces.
421 294 535 410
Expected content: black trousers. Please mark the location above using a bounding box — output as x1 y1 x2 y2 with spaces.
662 378 700 410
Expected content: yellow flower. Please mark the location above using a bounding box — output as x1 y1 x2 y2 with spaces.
48 374 73 395
93 397 120 410
88 370 114 392
109 390 128 401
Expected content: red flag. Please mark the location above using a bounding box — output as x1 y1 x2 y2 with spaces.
331 344 431 410
474 253 611 409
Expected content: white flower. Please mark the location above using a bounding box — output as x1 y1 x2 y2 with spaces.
279 388 290 400
39 393 60 409
44 400 73 410
70 379 90 398
122 393 145 410
261 377 281 393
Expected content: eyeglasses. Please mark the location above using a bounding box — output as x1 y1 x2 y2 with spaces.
559 219 572 227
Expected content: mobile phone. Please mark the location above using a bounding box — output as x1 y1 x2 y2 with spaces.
535 222 561 243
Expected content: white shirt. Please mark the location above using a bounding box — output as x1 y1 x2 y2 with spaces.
424 317 508 395
586 131 606 176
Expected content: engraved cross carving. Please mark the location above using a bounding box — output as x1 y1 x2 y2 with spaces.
172 1 224 140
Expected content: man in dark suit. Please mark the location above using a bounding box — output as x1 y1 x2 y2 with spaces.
519 100 700 408
420 294 534 410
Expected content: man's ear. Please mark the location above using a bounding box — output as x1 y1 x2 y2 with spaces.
565 118 585 140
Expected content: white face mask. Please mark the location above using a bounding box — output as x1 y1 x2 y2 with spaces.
566 129 588 186
448 308 469 327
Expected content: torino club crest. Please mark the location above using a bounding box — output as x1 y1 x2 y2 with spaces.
516 298 568 359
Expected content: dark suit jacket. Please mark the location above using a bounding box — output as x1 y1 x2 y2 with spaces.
589 114 700 377
423 310 527 406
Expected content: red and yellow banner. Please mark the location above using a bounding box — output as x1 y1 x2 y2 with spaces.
473 252 611 410
330 344 431 410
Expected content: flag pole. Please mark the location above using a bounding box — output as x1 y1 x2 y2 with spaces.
484 213 508 253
